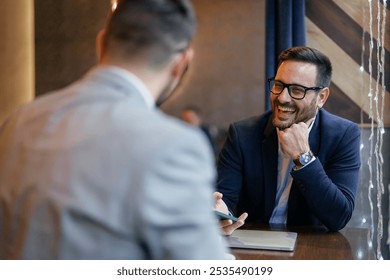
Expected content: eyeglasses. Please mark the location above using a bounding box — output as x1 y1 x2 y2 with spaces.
268 78 324 100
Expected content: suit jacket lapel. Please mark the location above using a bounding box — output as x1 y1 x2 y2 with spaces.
261 116 278 221
309 111 321 156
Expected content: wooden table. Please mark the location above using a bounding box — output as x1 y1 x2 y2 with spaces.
231 224 376 260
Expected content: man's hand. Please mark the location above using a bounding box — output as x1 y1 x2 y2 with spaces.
213 192 248 235
277 118 313 159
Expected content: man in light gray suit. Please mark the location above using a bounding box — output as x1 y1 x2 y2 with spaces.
0 0 228 259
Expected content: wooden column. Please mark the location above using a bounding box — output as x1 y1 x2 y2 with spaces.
0 1 35 123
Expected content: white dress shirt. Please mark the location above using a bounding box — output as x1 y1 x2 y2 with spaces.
269 117 317 225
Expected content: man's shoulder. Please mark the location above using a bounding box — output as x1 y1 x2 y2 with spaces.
133 112 215 175
155 112 209 144
317 110 360 144
318 109 359 130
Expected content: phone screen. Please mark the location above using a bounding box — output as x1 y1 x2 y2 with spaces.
214 210 239 222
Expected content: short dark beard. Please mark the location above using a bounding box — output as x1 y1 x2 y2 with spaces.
272 97 317 130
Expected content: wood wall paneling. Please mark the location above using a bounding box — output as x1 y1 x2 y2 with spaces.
306 0 390 126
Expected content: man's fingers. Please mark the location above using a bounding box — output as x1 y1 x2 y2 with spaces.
213 191 223 200
220 212 248 236
219 219 233 227
223 220 244 235
238 212 248 221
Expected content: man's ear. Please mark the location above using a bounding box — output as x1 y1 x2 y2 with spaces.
96 29 107 62
172 48 194 78
317 87 330 109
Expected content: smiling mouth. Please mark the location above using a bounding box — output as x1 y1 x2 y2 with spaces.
277 105 296 113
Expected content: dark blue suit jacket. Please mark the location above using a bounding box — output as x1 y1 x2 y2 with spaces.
217 109 361 231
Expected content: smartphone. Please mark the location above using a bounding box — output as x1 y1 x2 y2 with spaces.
214 210 239 222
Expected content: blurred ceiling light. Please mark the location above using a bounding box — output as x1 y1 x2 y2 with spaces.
111 0 117 11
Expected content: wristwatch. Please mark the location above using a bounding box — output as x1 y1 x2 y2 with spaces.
293 150 314 167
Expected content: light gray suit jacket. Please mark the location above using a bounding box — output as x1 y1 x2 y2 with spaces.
0 67 228 259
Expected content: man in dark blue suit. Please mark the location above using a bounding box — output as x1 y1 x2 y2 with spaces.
215 46 361 234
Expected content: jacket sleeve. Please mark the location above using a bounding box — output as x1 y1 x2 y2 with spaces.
137 128 228 259
291 122 361 231
216 124 244 214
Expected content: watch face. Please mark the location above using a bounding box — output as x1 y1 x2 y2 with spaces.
299 152 312 165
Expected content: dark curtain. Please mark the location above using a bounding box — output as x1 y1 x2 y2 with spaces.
265 0 306 110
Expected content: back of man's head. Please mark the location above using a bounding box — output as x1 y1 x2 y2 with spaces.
102 0 196 68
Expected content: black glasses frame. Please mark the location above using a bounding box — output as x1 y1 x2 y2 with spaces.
267 77 324 100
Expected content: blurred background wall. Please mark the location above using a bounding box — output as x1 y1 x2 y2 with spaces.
34 0 110 96
161 0 266 127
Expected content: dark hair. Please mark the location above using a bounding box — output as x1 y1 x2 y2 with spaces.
277 46 332 87
103 0 196 66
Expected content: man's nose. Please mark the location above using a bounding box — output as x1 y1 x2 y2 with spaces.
278 87 292 102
